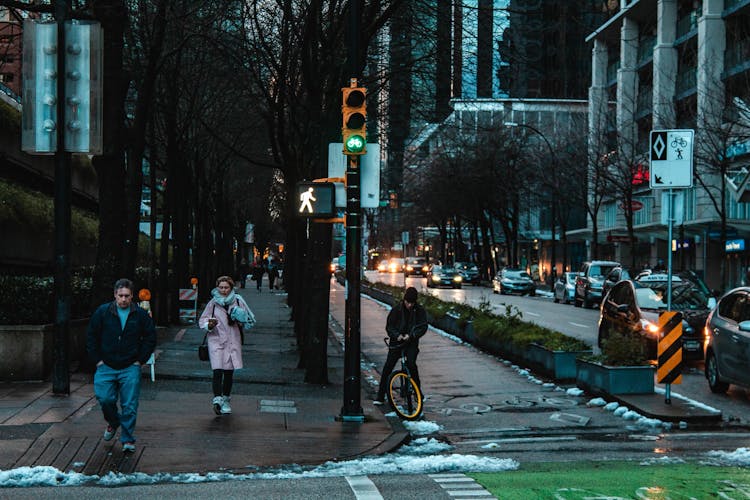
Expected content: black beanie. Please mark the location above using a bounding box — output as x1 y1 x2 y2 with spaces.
404 287 418 303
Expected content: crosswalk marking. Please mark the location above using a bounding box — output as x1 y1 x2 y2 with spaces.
345 475 383 500
429 473 495 498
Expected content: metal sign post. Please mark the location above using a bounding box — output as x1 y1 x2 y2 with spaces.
649 129 694 404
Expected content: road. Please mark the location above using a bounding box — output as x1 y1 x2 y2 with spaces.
365 270 750 427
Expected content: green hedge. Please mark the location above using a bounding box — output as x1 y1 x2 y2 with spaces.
0 266 158 325
0 270 94 325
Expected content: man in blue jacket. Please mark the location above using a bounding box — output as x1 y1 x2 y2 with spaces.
86 278 156 453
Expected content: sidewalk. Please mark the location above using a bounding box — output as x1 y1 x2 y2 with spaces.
0 284 406 475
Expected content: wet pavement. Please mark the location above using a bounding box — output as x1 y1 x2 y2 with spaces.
0 279 742 476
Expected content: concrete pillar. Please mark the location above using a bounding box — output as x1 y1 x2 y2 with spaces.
653 0 677 129
617 16 639 159
697 0 725 128
588 39 609 241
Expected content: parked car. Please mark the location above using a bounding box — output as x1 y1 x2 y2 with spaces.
553 272 577 304
602 266 636 299
453 262 480 285
404 257 428 277
492 268 535 296
426 265 463 289
704 287 750 393
598 277 716 361
574 260 621 308
387 258 405 273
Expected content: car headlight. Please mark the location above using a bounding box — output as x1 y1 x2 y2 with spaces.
422 266 429 272
406 265 413 271
640 318 660 337
454 276 462 282
432 275 440 282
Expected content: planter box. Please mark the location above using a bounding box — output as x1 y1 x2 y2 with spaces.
361 285 397 307
0 319 90 381
575 358 655 395
526 343 592 381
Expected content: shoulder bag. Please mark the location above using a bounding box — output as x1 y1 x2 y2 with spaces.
198 332 209 361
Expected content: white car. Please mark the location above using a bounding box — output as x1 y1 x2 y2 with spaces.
553 272 577 304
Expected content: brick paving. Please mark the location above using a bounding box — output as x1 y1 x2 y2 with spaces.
0 283 406 475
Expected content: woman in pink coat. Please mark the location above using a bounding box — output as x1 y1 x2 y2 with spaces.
198 275 255 415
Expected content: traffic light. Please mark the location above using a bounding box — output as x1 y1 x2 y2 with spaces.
342 83 366 155
21 20 102 155
21 20 58 153
64 21 103 154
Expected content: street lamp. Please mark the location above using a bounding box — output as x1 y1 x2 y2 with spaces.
504 122 557 283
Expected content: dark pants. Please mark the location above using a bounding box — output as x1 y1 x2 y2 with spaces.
376 342 420 401
255 273 263 291
212 369 234 397
268 271 277 290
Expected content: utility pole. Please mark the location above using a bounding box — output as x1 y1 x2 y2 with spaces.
340 0 365 421
52 0 71 395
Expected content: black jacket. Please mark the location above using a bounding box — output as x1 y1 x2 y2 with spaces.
86 302 156 369
386 302 428 344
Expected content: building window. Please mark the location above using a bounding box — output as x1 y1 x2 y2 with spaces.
604 202 617 228
633 197 654 226
0 73 14 83
0 55 14 63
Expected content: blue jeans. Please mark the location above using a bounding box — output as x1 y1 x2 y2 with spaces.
94 363 141 444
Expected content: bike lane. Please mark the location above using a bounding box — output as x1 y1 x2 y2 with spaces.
328 281 734 464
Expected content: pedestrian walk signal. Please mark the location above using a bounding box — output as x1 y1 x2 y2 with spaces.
295 182 335 218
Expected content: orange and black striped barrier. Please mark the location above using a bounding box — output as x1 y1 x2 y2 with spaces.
657 311 683 404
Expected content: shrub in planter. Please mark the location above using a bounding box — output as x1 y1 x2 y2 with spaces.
597 330 651 366
0 269 94 325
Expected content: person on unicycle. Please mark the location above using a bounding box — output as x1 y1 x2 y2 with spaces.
374 287 428 405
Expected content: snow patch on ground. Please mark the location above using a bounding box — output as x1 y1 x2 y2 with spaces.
566 388 584 397
403 420 442 436
702 448 750 467
587 397 607 407
400 437 453 455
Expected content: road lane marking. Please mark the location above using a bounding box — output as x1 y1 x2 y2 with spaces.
346 476 383 500
569 322 590 328
429 473 493 498
524 311 540 317
460 436 577 445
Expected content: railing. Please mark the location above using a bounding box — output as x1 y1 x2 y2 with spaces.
725 38 750 70
0 81 21 105
607 60 620 85
637 36 655 66
676 10 699 41
636 86 652 117
675 67 696 96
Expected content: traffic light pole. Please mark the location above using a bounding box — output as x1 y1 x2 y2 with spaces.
52 0 71 395
341 155 364 421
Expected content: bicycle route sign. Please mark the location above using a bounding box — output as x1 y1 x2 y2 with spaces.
649 129 694 189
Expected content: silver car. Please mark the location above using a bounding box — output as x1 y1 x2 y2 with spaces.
553 272 577 304
493 268 535 296
704 287 750 393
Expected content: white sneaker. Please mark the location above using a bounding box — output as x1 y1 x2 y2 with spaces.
221 396 232 414
212 396 223 415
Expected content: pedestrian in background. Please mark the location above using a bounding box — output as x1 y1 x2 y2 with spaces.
86 278 156 453
251 258 265 293
267 255 279 291
198 275 255 415
237 259 250 289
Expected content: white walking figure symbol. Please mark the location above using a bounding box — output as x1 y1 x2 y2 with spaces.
299 187 316 213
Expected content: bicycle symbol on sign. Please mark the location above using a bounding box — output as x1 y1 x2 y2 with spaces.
671 136 687 148
671 135 688 160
